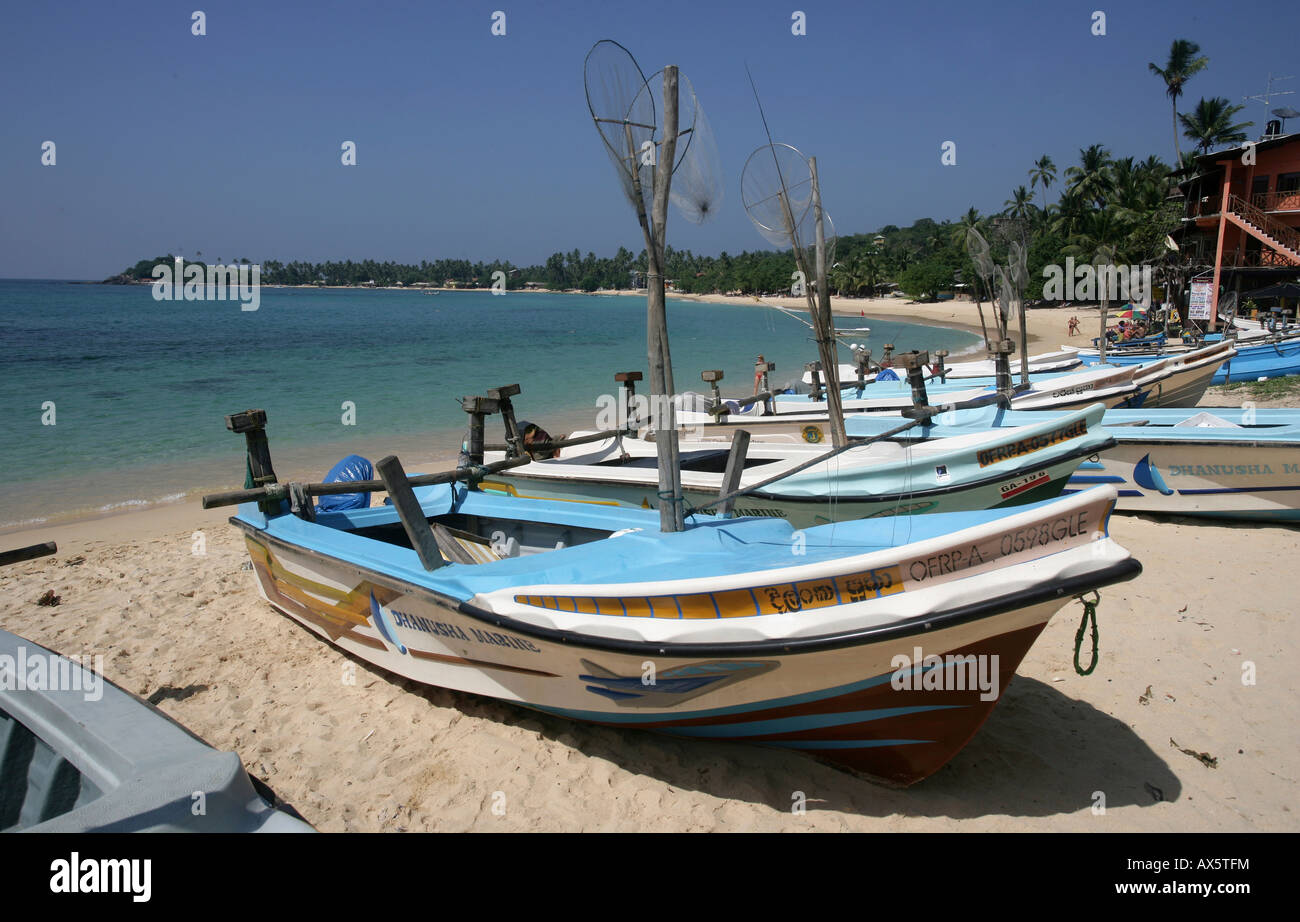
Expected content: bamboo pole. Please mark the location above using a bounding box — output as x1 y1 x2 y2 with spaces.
645 65 683 531
809 157 847 448
201 453 537 510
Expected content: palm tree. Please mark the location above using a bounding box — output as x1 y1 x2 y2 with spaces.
1065 144 1113 210
1179 96 1254 155
1148 39 1209 167
950 207 983 246
1003 186 1036 224
1028 155 1057 203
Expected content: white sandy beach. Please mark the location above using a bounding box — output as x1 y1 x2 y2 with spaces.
1 502 1295 831
2 301 1295 831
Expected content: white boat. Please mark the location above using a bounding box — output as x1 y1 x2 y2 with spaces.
214 468 1138 785
804 349 1084 386
683 342 1232 445
843 406 1300 523
481 405 1114 525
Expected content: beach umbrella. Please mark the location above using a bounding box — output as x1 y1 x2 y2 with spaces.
1114 304 1147 319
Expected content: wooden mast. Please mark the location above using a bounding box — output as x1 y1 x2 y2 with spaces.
809 157 847 448
644 65 683 531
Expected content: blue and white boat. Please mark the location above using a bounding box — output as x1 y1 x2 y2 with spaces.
209 440 1139 785
483 404 1114 526
679 342 1234 445
1066 335 1300 384
843 405 1300 523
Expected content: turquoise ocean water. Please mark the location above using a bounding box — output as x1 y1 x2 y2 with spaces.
0 280 977 531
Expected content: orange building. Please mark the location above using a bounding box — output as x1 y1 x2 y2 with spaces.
1177 129 1300 326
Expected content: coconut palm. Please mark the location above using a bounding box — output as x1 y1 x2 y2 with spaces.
1064 207 1132 265
1179 96 1255 155
1065 145 1114 210
1028 155 1057 203
1148 39 1209 167
1003 186 1036 224
950 207 983 247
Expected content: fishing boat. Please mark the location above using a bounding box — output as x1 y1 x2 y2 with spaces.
202 40 1140 787
481 404 1114 525
0 540 312 831
843 406 1300 522
823 340 1234 409
681 341 1232 445
1066 335 1300 383
209 449 1138 785
804 349 1085 386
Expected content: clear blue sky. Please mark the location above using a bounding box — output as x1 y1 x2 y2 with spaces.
1 0 1294 278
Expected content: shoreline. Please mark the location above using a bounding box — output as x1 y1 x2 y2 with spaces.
1 354 1295 831
2 494 1294 831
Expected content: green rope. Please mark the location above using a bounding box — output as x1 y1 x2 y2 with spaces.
1074 591 1100 676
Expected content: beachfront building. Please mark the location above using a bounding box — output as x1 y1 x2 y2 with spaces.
1176 127 1300 327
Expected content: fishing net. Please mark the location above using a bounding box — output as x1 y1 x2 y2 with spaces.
742 142 814 248
1006 240 1026 323
802 208 837 275
584 39 657 217
966 226 994 284
585 44 721 225
647 71 722 224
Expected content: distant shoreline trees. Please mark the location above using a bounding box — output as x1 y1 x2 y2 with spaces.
107 36 1246 313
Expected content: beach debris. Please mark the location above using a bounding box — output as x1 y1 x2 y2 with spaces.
1177 604 1187 613
145 683 209 705
1169 737 1218 769
1144 781 1165 803
1139 685 1153 705
35 589 60 606
362 729 375 744
63 555 85 567
240 561 253 570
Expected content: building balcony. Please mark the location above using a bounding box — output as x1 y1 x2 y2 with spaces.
1252 190 1300 214
1185 193 1300 223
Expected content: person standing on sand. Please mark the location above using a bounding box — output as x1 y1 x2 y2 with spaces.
1067 316 1080 336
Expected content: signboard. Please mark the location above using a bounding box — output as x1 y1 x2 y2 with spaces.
1188 280 1212 320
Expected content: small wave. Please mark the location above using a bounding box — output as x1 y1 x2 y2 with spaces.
0 516 49 530
97 499 149 512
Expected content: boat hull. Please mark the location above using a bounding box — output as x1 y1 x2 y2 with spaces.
1066 440 1300 520
481 453 1083 525
234 489 1138 785
844 407 1300 522
1071 338 1300 383
487 407 1111 526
